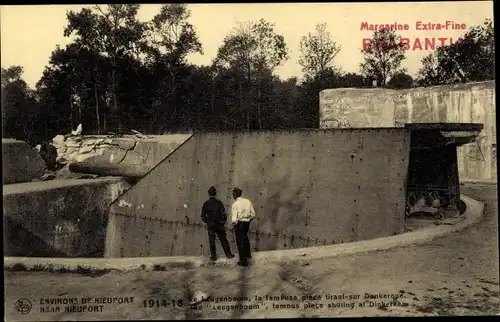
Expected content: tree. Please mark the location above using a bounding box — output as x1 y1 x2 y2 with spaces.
298 23 341 80
214 19 289 129
145 3 202 64
360 28 406 86
340 73 368 88
415 54 442 87
416 18 495 86
387 72 414 89
64 5 147 130
36 41 115 136
1 66 40 143
144 4 204 133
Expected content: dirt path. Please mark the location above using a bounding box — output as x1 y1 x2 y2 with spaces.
4 184 498 320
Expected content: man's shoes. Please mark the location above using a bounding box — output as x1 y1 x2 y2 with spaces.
237 261 248 267
210 257 217 262
226 254 235 259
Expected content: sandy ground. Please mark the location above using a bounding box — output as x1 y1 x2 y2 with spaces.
4 183 499 320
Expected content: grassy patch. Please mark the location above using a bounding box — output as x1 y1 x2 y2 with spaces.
5 263 112 277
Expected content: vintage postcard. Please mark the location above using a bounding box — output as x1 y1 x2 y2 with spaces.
2 1 497 320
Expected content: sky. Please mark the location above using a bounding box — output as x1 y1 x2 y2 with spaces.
0 2 494 89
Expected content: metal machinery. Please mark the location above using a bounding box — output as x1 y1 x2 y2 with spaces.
404 123 483 220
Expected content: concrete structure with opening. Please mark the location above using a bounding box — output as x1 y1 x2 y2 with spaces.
104 124 481 258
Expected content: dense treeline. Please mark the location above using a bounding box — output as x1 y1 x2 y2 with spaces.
1 5 494 145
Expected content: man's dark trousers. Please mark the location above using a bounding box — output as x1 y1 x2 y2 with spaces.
234 221 251 263
208 225 232 260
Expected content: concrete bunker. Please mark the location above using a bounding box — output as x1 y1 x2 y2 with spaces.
3 124 482 258
104 124 482 258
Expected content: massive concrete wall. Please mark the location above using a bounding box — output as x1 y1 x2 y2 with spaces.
3 178 130 257
106 129 411 258
320 81 496 180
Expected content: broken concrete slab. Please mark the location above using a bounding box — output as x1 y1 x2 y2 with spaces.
52 134 191 167
2 139 45 184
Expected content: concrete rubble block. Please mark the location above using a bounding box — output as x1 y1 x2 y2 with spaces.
112 139 137 150
65 146 80 154
78 145 94 154
73 152 104 163
65 141 82 148
82 139 97 146
52 135 65 146
80 146 137 165
2 139 46 184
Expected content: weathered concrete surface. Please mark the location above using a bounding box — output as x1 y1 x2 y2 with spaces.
106 129 411 258
56 134 191 167
320 81 496 181
3 178 130 257
319 88 397 128
85 135 192 167
3 194 484 270
2 139 45 184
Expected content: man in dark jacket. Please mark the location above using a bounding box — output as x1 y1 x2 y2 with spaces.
201 186 235 261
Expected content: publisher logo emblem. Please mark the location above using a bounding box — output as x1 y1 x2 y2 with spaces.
15 298 32 314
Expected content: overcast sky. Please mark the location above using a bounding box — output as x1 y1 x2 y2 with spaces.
0 2 494 88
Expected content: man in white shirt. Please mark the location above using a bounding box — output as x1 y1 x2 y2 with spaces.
231 187 256 267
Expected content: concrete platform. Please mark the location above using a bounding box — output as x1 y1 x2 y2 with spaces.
460 178 497 185
3 195 484 272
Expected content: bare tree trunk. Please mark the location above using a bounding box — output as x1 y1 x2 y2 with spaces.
257 89 262 130
149 101 154 133
246 62 252 131
239 79 244 130
77 94 82 126
211 79 216 129
112 66 119 131
69 87 74 132
44 110 48 141
94 83 101 135
257 71 262 130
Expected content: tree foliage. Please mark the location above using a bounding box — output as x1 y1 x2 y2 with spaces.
360 29 407 86
214 19 289 129
299 23 341 80
387 72 414 89
416 19 494 86
2 66 40 144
